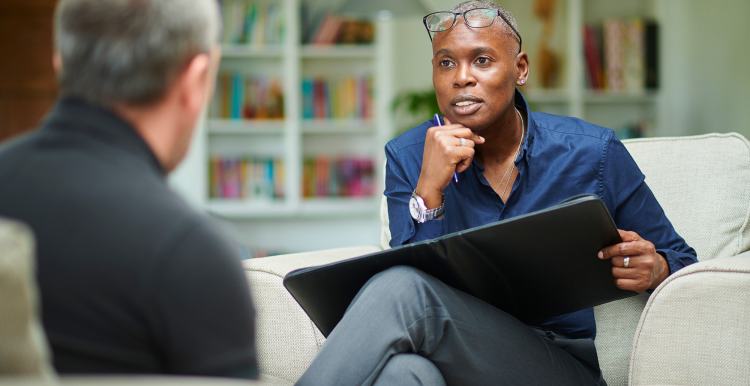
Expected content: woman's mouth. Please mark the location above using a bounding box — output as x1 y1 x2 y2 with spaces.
452 100 482 115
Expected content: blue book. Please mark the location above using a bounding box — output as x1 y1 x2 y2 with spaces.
302 78 313 119
232 72 243 119
265 158 274 198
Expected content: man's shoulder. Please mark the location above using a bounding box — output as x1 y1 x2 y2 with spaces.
0 130 42 178
0 118 217 267
531 112 615 144
386 119 433 154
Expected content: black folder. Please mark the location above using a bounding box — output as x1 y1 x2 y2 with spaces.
284 194 636 337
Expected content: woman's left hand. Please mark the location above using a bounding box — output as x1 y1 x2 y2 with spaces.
598 230 670 293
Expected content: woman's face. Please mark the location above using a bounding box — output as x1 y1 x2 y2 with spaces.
431 20 527 134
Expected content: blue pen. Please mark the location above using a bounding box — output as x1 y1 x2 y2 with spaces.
434 113 458 183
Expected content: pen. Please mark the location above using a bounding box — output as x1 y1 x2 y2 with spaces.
434 113 458 183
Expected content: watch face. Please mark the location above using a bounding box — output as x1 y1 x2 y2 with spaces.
409 194 426 222
409 196 421 219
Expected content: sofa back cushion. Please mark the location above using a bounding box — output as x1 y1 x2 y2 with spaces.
623 133 750 261
595 132 750 385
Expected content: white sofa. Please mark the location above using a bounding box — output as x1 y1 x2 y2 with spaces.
4 133 750 385
244 133 750 386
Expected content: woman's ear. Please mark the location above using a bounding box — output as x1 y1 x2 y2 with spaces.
516 51 529 86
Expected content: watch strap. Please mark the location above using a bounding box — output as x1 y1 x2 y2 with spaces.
424 194 445 221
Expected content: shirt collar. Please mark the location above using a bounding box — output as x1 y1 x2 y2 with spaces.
514 88 535 162
42 96 165 176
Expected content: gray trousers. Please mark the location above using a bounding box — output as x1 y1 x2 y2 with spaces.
296 266 606 386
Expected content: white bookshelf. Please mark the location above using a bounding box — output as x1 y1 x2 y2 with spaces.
505 0 662 135
170 0 394 254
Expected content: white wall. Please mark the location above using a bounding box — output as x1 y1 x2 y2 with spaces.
658 0 750 138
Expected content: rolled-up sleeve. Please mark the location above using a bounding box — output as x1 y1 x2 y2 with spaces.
385 141 444 248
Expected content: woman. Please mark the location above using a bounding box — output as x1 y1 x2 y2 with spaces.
296 1 696 385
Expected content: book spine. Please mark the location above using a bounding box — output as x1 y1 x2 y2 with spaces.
303 76 373 121
644 21 659 90
582 25 597 89
208 156 284 200
622 18 645 92
274 158 285 198
231 72 241 118
302 78 313 119
604 19 623 91
220 73 230 119
301 156 375 198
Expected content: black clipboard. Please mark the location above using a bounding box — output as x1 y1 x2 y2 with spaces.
284 194 635 337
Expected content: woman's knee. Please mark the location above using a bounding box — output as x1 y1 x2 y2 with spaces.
365 266 431 298
374 354 446 386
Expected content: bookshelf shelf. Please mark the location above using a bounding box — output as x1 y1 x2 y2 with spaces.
300 197 381 217
583 90 659 104
523 89 570 104
207 200 292 219
300 45 375 58
207 119 285 135
301 119 375 134
206 197 380 219
221 45 284 58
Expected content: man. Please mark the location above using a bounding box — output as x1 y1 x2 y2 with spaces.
0 0 258 378
296 1 697 385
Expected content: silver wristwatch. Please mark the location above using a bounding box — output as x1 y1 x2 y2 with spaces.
409 191 445 223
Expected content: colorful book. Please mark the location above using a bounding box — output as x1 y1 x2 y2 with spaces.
209 156 285 200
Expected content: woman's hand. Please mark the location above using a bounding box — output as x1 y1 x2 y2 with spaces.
598 230 670 293
415 117 485 209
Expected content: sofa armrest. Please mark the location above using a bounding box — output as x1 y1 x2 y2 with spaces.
629 252 750 385
242 246 382 384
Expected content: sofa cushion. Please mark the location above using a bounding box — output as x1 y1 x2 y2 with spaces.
243 246 381 384
0 218 55 378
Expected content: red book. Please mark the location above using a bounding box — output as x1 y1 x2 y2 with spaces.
314 78 327 119
315 156 330 197
583 25 597 89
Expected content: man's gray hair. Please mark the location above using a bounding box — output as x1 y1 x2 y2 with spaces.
54 0 220 107
444 0 520 48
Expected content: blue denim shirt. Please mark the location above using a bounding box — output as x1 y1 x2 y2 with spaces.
384 89 698 339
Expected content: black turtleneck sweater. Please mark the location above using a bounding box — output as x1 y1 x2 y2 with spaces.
0 97 258 378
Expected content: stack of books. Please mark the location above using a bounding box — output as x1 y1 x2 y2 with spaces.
582 19 658 91
300 4 374 45
220 0 285 46
301 76 373 120
213 74 284 120
209 157 285 200
302 156 375 198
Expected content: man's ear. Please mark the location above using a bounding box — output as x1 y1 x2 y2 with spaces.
53 52 63 74
177 53 211 113
515 50 529 86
